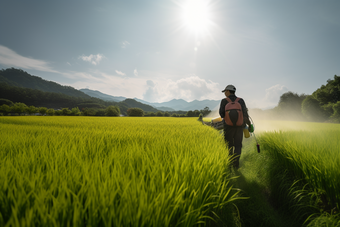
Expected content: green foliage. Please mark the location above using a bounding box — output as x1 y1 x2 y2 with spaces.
38 107 47 116
156 111 163 116
105 105 120 116
61 108 71 116
46 108 55 116
127 107 144 116
301 95 328 122
54 110 62 116
201 106 211 116
0 104 11 115
186 110 195 117
11 102 28 115
27 105 37 115
330 101 340 122
71 107 81 116
276 91 307 120
313 75 340 105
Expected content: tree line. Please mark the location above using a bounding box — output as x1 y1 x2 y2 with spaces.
251 75 340 123
0 98 212 117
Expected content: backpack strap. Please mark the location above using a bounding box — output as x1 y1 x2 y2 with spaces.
226 97 241 103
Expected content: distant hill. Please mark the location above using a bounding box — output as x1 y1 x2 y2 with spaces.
149 99 220 111
81 88 220 111
0 68 220 113
80 88 126 102
0 68 90 99
0 68 172 115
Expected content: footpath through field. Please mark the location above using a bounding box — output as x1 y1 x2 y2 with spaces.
231 134 299 227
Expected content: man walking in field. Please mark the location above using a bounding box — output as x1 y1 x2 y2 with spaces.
219 85 251 169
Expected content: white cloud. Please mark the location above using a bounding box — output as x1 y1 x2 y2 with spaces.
115 70 126 76
143 80 159 102
64 70 146 98
264 84 288 104
121 41 130 48
0 45 57 73
134 69 138 77
247 84 288 109
79 54 104 65
142 75 221 103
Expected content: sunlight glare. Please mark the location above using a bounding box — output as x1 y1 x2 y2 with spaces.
182 0 211 34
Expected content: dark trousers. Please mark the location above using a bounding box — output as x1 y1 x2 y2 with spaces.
224 126 243 168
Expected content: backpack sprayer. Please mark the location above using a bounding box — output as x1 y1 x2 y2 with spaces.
198 115 260 153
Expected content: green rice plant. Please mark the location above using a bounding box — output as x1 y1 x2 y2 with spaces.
0 116 243 226
259 123 340 225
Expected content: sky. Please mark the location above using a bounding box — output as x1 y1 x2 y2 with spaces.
0 0 339 109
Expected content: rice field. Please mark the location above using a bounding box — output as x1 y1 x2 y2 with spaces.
256 120 340 225
0 116 240 227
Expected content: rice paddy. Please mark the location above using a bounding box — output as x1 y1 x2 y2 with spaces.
1 116 340 226
0 116 240 227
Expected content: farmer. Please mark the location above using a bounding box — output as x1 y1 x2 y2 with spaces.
219 85 251 169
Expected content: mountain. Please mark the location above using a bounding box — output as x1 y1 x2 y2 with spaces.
79 88 220 111
149 99 220 111
0 68 90 99
79 88 126 102
0 68 166 115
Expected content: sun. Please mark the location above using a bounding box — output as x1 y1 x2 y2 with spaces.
181 0 212 35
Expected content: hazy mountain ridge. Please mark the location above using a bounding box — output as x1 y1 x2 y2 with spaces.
79 89 126 102
81 88 220 111
1 68 219 112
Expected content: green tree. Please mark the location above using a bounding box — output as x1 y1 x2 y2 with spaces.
71 107 81 116
0 104 11 115
201 106 211 116
39 107 48 116
156 111 163 117
301 95 327 122
330 101 340 122
105 106 120 116
313 75 340 105
46 108 55 116
277 92 307 120
27 105 37 115
54 110 63 116
164 111 170 117
186 110 195 117
127 108 144 116
95 109 106 116
193 110 200 117
62 108 71 116
12 103 28 115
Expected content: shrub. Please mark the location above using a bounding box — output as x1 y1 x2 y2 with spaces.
46 108 55 116
127 108 144 116
105 106 120 116
156 111 163 117
39 107 48 116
